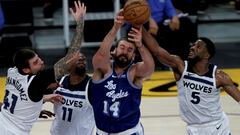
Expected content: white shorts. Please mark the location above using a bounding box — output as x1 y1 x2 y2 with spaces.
186 113 231 135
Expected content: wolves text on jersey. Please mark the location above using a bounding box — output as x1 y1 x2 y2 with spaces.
183 80 212 93
61 98 83 108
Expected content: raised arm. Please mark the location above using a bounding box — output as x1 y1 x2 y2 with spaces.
216 70 240 102
142 27 184 72
54 1 86 80
92 9 125 79
128 26 154 78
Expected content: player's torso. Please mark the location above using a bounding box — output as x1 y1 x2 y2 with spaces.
91 66 142 133
0 67 43 133
176 61 223 124
51 75 94 135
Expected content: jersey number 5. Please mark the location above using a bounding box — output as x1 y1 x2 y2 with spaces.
191 91 200 104
3 90 18 114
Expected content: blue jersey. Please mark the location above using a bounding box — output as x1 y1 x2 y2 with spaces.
90 63 142 133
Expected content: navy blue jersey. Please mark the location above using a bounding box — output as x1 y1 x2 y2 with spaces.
90 64 142 133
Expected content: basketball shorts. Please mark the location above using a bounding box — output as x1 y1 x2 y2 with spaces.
186 113 231 135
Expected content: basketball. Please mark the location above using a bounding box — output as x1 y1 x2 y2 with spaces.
123 0 151 26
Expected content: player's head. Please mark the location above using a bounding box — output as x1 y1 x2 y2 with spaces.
188 37 215 62
13 49 45 75
71 52 87 76
112 37 136 68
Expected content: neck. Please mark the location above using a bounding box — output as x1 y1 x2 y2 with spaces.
114 66 128 76
191 61 209 75
69 74 86 85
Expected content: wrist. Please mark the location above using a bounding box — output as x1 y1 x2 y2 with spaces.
137 44 144 49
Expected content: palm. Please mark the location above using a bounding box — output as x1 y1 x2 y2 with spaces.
70 1 86 23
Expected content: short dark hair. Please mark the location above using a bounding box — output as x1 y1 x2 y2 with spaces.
13 49 36 71
199 37 216 59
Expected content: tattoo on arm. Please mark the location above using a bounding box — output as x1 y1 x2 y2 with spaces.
68 17 84 54
54 17 84 80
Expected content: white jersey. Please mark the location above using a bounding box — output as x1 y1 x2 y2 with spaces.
176 61 224 125
50 75 95 135
0 67 43 135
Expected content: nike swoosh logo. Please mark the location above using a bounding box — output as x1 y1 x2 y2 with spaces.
112 75 117 78
216 124 222 130
187 73 194 76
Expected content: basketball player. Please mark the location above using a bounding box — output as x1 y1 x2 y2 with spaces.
0 1 87 134
50 3 95 133
142 27 240 135
50 52 95 135
89 10 155 134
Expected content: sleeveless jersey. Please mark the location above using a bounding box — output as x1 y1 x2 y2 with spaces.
50 75 95 135
90 63 142 133
176 61 224 125
0 67 43 134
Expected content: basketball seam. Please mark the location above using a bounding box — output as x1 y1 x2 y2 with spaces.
125 6 150 22
124 4 149 14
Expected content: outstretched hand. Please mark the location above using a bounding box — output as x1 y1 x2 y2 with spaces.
39 110 55 119
113 9 125 30
70 0 86 24
43 94 63 104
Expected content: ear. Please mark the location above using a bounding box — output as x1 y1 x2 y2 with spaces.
22 68 31 74
132 53 136 61
110 48 117 57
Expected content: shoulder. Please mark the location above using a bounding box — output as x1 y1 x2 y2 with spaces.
215 69 232 86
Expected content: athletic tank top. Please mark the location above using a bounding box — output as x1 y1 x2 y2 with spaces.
176 61 224 125
50 75 95 135
0 67 43 134
90 63 142 133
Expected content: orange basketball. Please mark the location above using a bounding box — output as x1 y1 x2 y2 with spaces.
123 0 151 26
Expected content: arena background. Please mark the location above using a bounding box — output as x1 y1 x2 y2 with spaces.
0 0 240 134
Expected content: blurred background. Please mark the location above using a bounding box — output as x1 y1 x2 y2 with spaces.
0 1 240 134
0 0 239 74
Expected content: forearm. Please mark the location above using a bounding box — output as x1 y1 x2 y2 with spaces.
53 17 84 79
67 17 84 54
53 57 68 80
142 27 173 66
137 45 155 75
94 26 118 60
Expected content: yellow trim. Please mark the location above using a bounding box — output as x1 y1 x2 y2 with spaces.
0 68 239 100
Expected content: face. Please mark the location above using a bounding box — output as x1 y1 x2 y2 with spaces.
113 40 136 68
73 53 87 76
27 54 45 74
188 39 209 62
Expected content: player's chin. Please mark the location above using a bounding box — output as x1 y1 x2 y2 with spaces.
41 65 45 70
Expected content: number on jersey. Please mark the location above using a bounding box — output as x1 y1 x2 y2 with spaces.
62 107 73 122
103 101 120 117
191 91 200 104
3 90 18 114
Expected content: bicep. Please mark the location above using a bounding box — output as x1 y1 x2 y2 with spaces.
218 72 240 102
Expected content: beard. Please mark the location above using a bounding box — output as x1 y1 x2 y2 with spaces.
114 55 132 68
188 56 201 66
75 66 86 76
